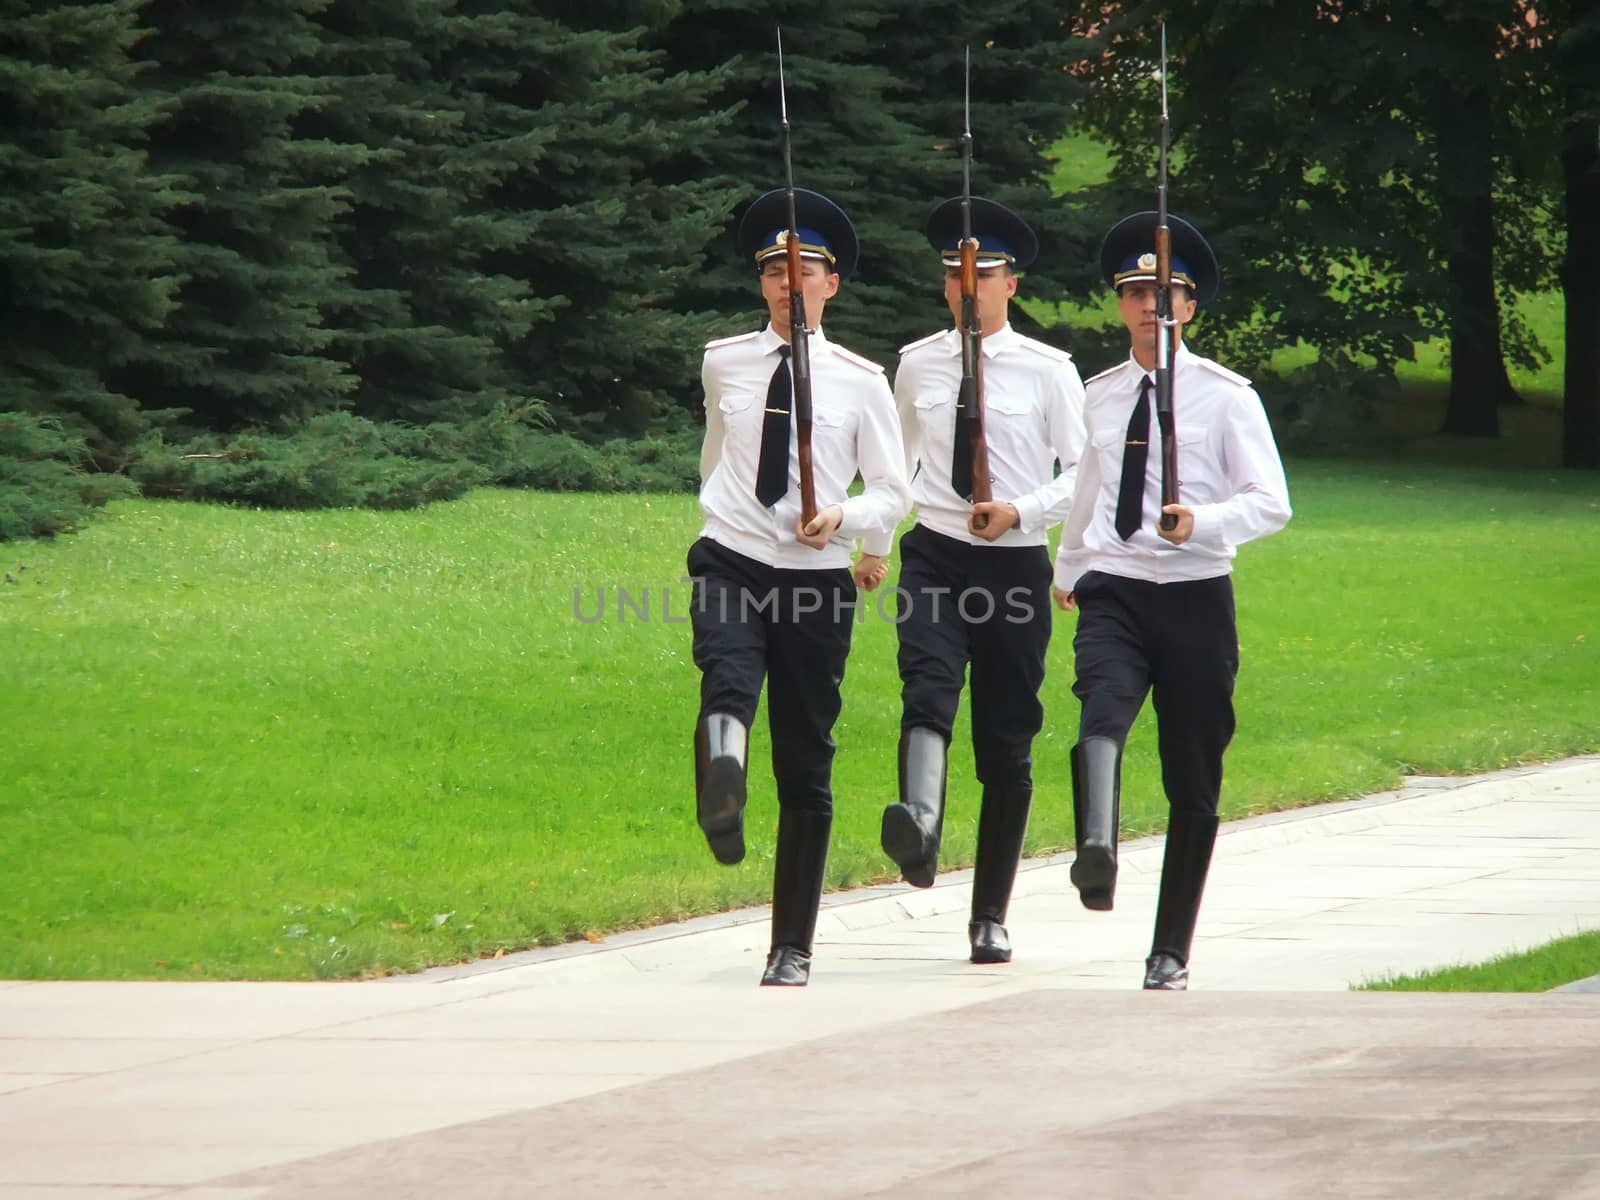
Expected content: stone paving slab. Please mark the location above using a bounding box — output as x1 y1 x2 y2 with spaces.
0 756 1597 1197
208 991 1600 1200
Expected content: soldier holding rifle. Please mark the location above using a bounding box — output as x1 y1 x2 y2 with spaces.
865 55 1085 965
688 94 909 983
1052 207 1291 988
1053 25 1290 991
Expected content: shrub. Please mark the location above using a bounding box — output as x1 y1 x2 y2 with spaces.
129 413 488 510
0 413 138 541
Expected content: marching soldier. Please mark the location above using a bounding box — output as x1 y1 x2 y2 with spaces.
865 197 1086 964
690 187 910 987
1053 211 1291 989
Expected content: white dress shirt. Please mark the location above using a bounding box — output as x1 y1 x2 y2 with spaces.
862 323 1086 557
699 324 911 571
1053 341 1291 589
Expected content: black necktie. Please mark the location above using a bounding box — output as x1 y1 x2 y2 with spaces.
951 378 974 500
755 345 792 507
1115 375 1153 541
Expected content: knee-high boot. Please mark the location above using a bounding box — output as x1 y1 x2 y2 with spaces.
880 727 948 889
1143 811 1220 990
761 808 833 987
968 782 1032 964
694 714 748 866
1069 736 1121 911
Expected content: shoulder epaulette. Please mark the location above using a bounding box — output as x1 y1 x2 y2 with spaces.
1016 337 1074 365
1084 361 1128 387
831 344 887 375
898 329 948 356
1195 357 1252 387
704 329 762 351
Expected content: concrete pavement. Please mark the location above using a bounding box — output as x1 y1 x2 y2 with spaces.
2 756 1598 1197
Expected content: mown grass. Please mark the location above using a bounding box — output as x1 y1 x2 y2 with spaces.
2 459 1597 981
1362 929 1600 992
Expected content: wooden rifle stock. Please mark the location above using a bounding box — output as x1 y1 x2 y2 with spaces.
786 233 818 527
959 236 992 528
774 26 817 529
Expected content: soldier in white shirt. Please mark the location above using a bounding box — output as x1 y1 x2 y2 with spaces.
865 197 1086 964
1051 212 1291 990
690 187 911 987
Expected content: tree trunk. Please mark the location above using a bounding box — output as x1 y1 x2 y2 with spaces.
1438 78 1519 437
1562 104 1600 469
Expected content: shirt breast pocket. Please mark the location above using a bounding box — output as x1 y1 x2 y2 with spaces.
717 389 762 446
1090 425 1125 456
1175 424 1212 499
911 389 955 445
812 403 852 449
987 392 1031 418
808 404 853 489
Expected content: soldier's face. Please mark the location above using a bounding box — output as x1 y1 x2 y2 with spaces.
761 258 839 334
1117 281 1196 353
944 265 1016 335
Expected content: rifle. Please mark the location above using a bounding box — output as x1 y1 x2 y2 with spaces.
1154 22 1179 531
956 46 993 529
776 28 818 528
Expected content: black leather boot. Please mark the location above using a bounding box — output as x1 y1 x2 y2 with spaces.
694 714 748 866
968 781 1032 964
880 727 948 889
1069 737 1121 911
761 808 833 987
1143 811 1220 991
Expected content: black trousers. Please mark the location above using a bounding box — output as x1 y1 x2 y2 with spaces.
895 524 1053 787
687 537 855 814
1070 570 1239 815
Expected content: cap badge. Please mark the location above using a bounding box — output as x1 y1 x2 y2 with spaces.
1137 252 1157 270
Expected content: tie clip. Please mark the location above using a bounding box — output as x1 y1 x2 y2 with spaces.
1126 439 1147 446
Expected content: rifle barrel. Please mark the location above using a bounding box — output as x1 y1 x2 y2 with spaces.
1154 22 1179 530
958 46 991 525
776 27 817 526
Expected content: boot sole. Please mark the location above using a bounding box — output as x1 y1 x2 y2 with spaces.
1070 845 1116 911
880 804 936 888
698 758 746 866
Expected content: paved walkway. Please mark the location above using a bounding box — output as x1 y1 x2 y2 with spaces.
2 757 1599 1197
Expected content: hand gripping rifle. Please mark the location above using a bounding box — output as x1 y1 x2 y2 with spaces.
776 28 818 527
1154 22 1180 531
956 46 994 529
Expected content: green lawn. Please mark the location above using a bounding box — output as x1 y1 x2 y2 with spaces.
1363 929 1600 993
2 462 1597 981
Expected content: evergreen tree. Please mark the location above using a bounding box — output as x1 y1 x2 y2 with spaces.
118 0 366 432
870 1 1105 349
300 0 539 427
0 0 179 461
441 1 742 437
652 1 1098 371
